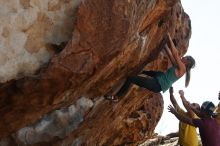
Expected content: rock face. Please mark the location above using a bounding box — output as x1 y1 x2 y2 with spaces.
0 0 81 83
0 0 191 145
140 136 179 146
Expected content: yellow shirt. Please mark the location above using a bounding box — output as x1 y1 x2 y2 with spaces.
177 107 198 146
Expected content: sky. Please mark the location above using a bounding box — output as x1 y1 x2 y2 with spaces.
155 0 220 135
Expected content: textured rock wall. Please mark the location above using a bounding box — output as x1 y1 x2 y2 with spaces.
0 0 81 82
16 97 93 145
0 0 191 145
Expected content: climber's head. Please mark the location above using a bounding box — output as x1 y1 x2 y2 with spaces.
181 55 195 87
182 56 195 69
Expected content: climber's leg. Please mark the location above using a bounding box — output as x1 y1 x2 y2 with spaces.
125 76 162 93
115 78 133 97
141 70 163 77
105 75 161 101
116 75 161 97
104 79 126 102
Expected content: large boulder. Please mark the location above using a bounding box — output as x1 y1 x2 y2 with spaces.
0 0 191 145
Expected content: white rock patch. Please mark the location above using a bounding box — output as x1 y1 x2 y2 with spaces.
0 0 82 82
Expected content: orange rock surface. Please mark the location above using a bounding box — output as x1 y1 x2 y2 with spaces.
0 0 191 145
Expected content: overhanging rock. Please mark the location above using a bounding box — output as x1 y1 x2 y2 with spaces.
0 0 191 145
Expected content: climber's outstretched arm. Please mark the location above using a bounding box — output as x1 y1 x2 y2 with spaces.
165 44 176 66
166 33 185 77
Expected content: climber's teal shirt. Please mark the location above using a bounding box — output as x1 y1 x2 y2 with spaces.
156 67 179 92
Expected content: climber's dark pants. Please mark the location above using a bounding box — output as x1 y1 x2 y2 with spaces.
141 70 163 77
116 71 162 96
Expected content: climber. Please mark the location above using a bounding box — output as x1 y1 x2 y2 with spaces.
105 32 195 100
169 87 200 146
168 100 220 146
